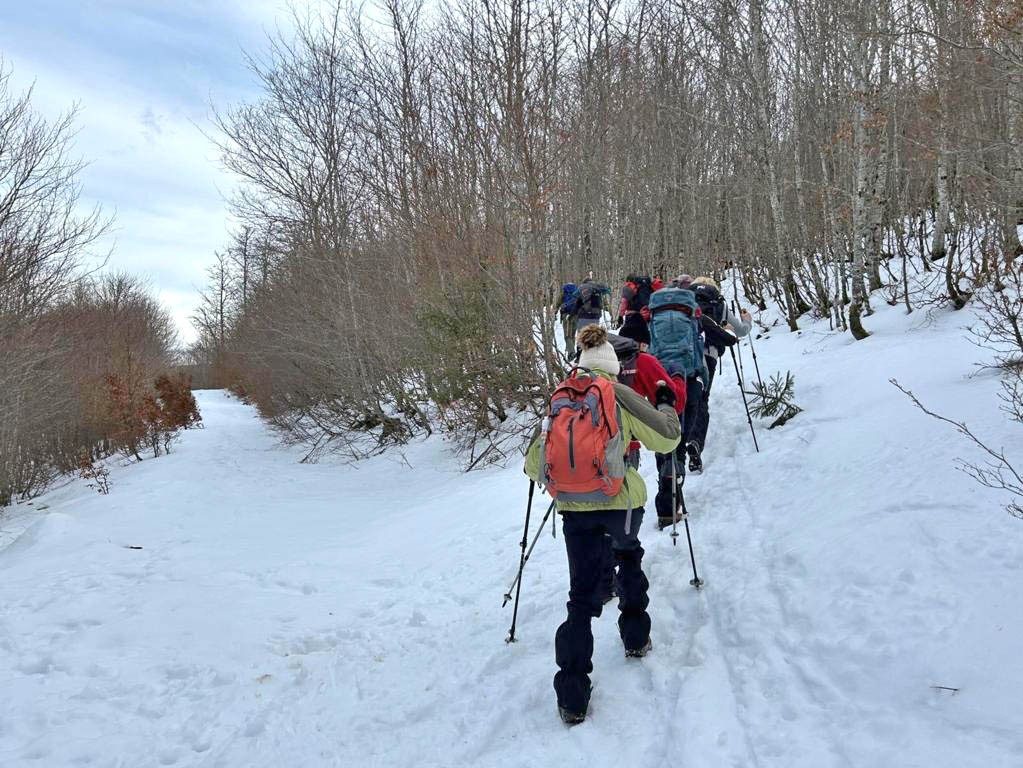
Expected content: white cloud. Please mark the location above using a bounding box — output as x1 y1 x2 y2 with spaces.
0 0 313 344
3 55 234 344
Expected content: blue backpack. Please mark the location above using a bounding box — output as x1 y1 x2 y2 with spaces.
648 287 705 379
561 283 581 315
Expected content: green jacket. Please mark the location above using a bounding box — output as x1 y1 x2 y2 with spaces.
524 369 681 512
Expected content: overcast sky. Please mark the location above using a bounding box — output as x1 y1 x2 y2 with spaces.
1 0 302 344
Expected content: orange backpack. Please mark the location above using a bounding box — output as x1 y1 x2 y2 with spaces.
541 371 626 502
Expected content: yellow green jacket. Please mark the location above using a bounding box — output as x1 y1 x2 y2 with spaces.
524 369 681 511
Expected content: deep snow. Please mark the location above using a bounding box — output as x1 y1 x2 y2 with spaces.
2 298 1023 768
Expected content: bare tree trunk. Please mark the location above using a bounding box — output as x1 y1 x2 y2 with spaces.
1005 42 1023 258
850 84 872 340
750 0 800 330
931 119 951 263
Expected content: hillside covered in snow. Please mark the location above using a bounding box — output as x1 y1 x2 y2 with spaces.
2 297 1022 768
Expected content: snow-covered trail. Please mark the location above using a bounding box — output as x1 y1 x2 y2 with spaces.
3 299 1023 768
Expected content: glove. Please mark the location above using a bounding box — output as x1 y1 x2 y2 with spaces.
654 380 676 409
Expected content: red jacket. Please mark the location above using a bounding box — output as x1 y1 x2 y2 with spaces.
635 352 687 414
619 351 686 414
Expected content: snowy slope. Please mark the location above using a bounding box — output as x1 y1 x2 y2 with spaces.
2 299 1023 768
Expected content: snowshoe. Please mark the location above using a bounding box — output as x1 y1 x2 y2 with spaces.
686 442 703 474
559 706 586 725
625 639 653 659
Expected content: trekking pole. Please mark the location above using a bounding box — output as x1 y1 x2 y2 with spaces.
505 481 535 643
678 490 704 588
729 345 760 453
746 320 765 393
730 304 748 391
504 497 557 642
732 300 764 392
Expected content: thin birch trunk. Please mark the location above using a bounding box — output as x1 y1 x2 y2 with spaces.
850 81 871 340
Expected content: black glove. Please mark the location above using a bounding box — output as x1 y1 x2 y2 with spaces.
655 380 676 409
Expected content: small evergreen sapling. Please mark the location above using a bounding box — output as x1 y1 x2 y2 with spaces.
748 371 802 429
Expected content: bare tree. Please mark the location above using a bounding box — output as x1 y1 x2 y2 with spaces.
193 0 1023 464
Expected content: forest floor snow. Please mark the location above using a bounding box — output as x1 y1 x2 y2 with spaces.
2 298 1023 767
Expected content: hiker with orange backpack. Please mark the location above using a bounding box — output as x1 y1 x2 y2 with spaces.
524 325 681 725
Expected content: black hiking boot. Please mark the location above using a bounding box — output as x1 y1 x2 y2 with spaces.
657 513 681 530
687 442 703 474
600 585 617 605
558 684 593 725
625 639 653 659
559 706 586 725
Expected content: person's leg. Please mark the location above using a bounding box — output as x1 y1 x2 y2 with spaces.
599 533 615 603
655 412 684 524
684 375 706 472
654 451 674 520
562 315 573 350
692 356 717 451
607 508 651 653
554 513 605 715
683 375 704 446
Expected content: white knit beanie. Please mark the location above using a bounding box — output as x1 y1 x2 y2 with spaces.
576 325 621 377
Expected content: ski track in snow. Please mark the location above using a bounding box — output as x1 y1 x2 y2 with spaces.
3 299 1023 767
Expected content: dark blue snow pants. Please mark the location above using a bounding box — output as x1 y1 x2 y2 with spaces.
655 405 688 520
554 508 651 714
691 355 718 451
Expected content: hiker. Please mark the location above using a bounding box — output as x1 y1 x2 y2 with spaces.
610 331 686 418
575 274 611 332
524 325 681 725
670 274 693 289
647 284 708 528
687 276 752 473
614 274 654 339
614 317 686 474
558 282 582 350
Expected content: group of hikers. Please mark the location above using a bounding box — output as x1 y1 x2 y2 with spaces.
525 271 752 725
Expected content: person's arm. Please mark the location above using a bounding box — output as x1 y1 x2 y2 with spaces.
636 353 685 414
613 383 681 454
725 307 752 338
701 315 737 348
671 374 687 414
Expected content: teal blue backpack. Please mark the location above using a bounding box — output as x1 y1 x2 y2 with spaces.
648 287 704 379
